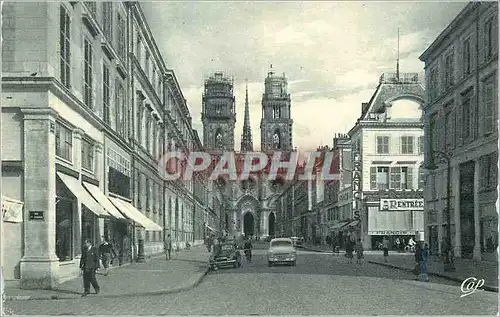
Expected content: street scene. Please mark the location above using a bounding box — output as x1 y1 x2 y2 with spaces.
1 1 498 316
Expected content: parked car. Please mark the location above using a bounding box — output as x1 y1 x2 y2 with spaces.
209 242 242 270
267 238 297 267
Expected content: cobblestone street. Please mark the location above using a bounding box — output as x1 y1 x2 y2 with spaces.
5 250 498 315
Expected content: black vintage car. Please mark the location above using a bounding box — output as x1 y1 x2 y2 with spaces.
209 242 242 270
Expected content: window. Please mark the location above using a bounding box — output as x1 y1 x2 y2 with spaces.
56 198 73 261
152 182 156 213
376 136 389 154
445 112 454 149
81 138 94 172
401 136 414 154
152 67 157 90
152 125 157 156
145 114 151 150
370 166 389 190
117 14 126 61
463 38 471 75
103 64 110 123
145 178 150 211
484 80 495 134
115 80 125 137
389 167 413 189
445 53 454 88
55 123 73 161
137 172 142 206
215 104 222 115
136 35 142 61
430 68 439 101
418 136 424 155
484 19 493 60
273 105 281 119
480 153 498 190
59 6 71 88
102 2 112 42
462 92 472 140
83 38 93 108
145 50 150 77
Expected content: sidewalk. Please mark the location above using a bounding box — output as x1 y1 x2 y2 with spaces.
5 246 211 300
300 244 411 255
367 254 498 292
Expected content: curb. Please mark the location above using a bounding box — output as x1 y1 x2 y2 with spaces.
6 266 211 301
368 260 499 293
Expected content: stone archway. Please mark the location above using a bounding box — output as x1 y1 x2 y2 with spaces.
236 195 260 237
243 212 255 237
268 212 276 237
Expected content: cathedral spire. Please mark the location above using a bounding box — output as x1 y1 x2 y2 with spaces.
240 79 253 152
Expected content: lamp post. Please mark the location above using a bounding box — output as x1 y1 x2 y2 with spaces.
433 150 456 272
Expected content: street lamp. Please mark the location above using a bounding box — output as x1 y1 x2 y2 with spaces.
432 150 456 272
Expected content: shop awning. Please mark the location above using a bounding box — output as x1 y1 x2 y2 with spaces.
348 220 360 227
329 221 349 230
2 196 24 223
205 224 218 233
83 182 125 220
57 172 108 217
109 197 162 231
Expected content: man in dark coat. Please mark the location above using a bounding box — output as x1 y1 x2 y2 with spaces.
80 239 100 296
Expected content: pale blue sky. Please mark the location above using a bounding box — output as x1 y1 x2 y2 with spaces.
142 1 466 151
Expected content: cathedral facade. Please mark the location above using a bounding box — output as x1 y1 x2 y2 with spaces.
201 69 294 239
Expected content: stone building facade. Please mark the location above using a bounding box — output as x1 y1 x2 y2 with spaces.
1 1 208 288
419 2 498 261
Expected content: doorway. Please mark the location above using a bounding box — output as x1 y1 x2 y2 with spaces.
269 212 276 237
243 212 255 237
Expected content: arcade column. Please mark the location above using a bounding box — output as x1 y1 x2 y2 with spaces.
20 108 59 289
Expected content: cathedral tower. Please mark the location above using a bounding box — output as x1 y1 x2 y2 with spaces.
240 80 253 152
260 67 293 152
202 72 236 151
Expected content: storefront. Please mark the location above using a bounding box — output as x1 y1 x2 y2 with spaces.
365 191 424 250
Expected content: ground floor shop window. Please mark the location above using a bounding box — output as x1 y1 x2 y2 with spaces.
56 198 74 261
82 207 96 245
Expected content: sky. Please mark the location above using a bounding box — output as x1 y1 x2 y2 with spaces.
142 1 466 152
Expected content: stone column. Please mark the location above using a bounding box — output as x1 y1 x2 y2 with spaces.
73 128 85 253
473 159 481 260
453 165 461 258
20 108 59 289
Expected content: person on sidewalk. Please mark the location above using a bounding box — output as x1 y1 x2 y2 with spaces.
164 234 173 260
80 239 100 296
355 239 364 264
415 243 429 282
345 239 354 264
382 236 389 262
98 237 116 276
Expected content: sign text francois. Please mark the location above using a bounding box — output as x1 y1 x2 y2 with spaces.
379 198 424 211
351 152 362 220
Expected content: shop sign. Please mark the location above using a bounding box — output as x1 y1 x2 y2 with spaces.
379 199 424 211
368 230 415 235
351 152 362 220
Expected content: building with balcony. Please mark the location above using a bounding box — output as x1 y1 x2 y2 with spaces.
419 2 498 261
1 1 207 289
347 72 426 250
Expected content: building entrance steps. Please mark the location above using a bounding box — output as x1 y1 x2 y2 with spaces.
4 246 211 301
367 254 498 292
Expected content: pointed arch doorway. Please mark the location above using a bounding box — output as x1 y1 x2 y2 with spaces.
268 212 276 237
243 212 254 237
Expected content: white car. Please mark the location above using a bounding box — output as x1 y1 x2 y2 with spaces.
267 238 297 267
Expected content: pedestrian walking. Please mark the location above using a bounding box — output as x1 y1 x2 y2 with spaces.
355 239 364 264
415 243 429 282
395 237 401 252
98 237 116 276
345 239 354 264
164 234 173 260
80 239 100 296
382 236 389 262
